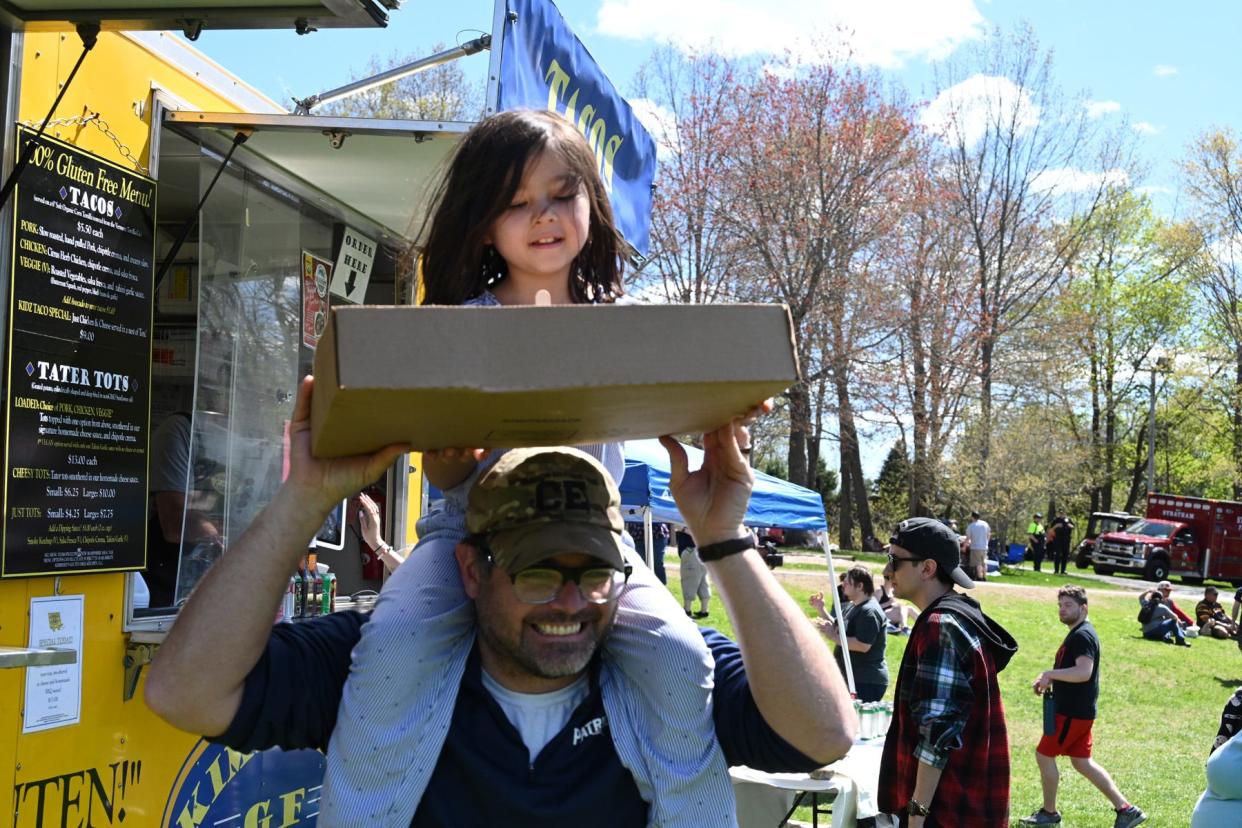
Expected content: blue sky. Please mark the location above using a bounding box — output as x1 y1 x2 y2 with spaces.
184 0 1235 474
187 0 1231 218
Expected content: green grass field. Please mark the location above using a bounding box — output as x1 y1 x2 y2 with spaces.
665 568 1234 826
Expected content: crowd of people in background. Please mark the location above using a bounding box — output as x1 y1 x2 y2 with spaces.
821 507 1242 827
871 518 1158 826
930 508 1075 578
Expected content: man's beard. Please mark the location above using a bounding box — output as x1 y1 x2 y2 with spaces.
478 603 617 681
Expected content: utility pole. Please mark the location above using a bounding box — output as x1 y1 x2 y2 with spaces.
1147 366 1156 496
1145 355 1171 496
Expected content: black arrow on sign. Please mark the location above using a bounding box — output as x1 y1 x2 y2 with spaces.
345 270 357 296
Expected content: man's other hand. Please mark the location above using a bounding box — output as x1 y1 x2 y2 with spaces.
660 420 753 547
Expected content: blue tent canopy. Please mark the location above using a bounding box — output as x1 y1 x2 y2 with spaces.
620 439 827 531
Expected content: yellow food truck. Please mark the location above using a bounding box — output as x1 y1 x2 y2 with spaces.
0 1 657 824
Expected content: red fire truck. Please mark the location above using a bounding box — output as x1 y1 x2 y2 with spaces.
1092 494 1242 584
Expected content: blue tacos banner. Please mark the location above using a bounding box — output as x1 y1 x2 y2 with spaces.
497 0 656 256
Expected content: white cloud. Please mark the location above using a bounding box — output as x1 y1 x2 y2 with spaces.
1132 121 1161 135
629 97 680 160
1030 167 1129 195
1084 99 1120 119
920 74 1040 148
595 0 985 68
1136 184 1172 196
1153 64 1178 77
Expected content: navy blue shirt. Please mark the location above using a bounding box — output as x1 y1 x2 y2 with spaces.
214 612 818 826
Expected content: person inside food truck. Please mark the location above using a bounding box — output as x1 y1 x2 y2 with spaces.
143 378 857 826
144 412 222 607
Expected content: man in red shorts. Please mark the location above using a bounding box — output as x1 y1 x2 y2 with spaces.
1023 586 1146 827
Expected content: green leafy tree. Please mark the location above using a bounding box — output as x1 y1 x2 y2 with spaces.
1055 188 1195 511
945 403 1092 546
871 444 911 534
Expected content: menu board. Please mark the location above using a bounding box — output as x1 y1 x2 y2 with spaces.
2 127 156 577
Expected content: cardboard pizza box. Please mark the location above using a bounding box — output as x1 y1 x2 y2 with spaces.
310 303 800 457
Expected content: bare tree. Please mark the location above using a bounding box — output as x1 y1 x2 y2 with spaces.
318 45 483 120
869 149 978 516
1182 128 1242 497
630 48 747 303
719 53 916 509
928 22 1128 487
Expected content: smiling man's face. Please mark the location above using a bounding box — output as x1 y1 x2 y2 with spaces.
465 549 618 693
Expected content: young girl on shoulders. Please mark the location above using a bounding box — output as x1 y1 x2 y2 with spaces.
321 110 735 827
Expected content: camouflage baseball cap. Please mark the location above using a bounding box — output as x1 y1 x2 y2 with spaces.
466 447 627 574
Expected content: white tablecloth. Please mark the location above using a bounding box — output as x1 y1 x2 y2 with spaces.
731 739 885 827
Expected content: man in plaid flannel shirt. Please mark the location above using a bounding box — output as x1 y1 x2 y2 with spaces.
878 518 1018 827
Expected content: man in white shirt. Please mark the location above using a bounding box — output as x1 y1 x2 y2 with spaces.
966 510 991 582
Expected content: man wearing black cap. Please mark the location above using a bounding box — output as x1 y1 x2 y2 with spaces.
878 517 1019 827
146 378 856 826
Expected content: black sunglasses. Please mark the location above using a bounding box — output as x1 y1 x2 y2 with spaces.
887 552 928 568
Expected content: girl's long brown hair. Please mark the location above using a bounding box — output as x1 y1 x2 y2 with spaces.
416 110 624 305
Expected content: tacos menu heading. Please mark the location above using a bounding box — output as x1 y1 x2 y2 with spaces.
2 127 156 577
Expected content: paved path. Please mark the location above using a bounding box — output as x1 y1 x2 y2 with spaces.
671 551 1217 604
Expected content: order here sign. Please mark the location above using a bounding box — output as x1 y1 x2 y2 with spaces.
330 226 377 304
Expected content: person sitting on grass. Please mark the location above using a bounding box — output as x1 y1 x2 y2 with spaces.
1156 580 1194 626
1138 589 1190 647
1195 586 1239 640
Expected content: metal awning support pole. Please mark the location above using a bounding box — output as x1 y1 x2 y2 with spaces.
154 129 250 290
293 36 491 114
0 22 99 209
484 0 510 115
821 530 855 696
643 508 654 569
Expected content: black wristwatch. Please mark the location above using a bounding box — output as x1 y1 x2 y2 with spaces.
696 535 756 562
907 798 930 817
